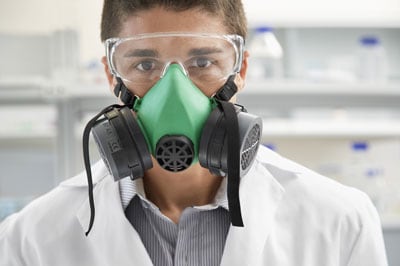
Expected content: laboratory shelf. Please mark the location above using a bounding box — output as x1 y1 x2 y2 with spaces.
0 77 62 105
261 119 400 138
0 133 55 140
382 218 400 230
244 80 400 95
248 20 400 29
239 80 400 110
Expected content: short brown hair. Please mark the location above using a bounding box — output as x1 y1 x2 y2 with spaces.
100 0 247 42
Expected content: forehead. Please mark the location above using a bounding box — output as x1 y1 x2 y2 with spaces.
118 6 228 37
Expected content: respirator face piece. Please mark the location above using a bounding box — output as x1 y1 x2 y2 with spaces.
91 64 261 180
133 64 214 172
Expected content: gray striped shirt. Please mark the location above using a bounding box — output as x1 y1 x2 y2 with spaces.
120 177 230 266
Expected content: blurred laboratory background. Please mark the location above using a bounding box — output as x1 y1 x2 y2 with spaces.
0 0 399 264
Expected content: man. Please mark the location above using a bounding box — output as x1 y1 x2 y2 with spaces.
0 0 388 265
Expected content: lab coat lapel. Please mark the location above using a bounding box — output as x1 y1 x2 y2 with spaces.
76 174 153 266
220 160 286 266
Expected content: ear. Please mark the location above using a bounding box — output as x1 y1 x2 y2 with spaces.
229 51 249 103
235 50 249 92
101 56 118 93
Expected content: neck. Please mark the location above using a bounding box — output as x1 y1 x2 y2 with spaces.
143 158 222 223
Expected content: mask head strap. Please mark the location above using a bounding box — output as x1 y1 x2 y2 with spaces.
114 77 136 107
83 103 125 236
206 75 243 226
215 75 238 101
215 75 244 226
218 100 244 227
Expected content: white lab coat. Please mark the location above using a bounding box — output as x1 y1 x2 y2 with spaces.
0 146 388 266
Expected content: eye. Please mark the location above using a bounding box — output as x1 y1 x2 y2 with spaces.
193 57 213 68
136 60 156 71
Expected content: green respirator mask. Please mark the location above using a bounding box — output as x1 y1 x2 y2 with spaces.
134 64 215 170
82 63 262 235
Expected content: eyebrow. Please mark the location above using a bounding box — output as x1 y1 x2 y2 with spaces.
188 47 224 56
123 49 159 58
122 47 223 58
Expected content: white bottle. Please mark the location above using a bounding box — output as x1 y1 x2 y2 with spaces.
345 141 369 189
357 36 388 83
363 167 386 214
247 26 283 81
345 141 386 214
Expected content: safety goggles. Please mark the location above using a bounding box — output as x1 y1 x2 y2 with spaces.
105 32 244 96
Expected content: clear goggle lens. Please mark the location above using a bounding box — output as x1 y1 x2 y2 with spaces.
106 33 244 95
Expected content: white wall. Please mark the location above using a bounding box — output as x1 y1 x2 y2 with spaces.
243 0 400 26
0 0 78 33
0 0 104 63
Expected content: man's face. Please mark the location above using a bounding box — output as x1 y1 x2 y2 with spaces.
103 6 248 98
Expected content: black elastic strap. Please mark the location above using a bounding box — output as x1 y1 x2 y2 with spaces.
215 75 238 101
114 78 136 107
83 104 124 236
219 101 244 227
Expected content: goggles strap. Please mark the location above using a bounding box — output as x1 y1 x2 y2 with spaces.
219 100 244 227
114 78 136 108
215 75 238 101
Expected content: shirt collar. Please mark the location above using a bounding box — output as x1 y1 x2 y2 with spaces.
119 176 229 211
119 177 147 210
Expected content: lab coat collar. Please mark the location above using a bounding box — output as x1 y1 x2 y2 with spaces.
220 145 298 265
256 145 303 175
76 172 153 265
61 160 152 264
60 160 109 187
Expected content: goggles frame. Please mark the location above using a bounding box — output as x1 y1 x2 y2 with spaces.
105 32 245 82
